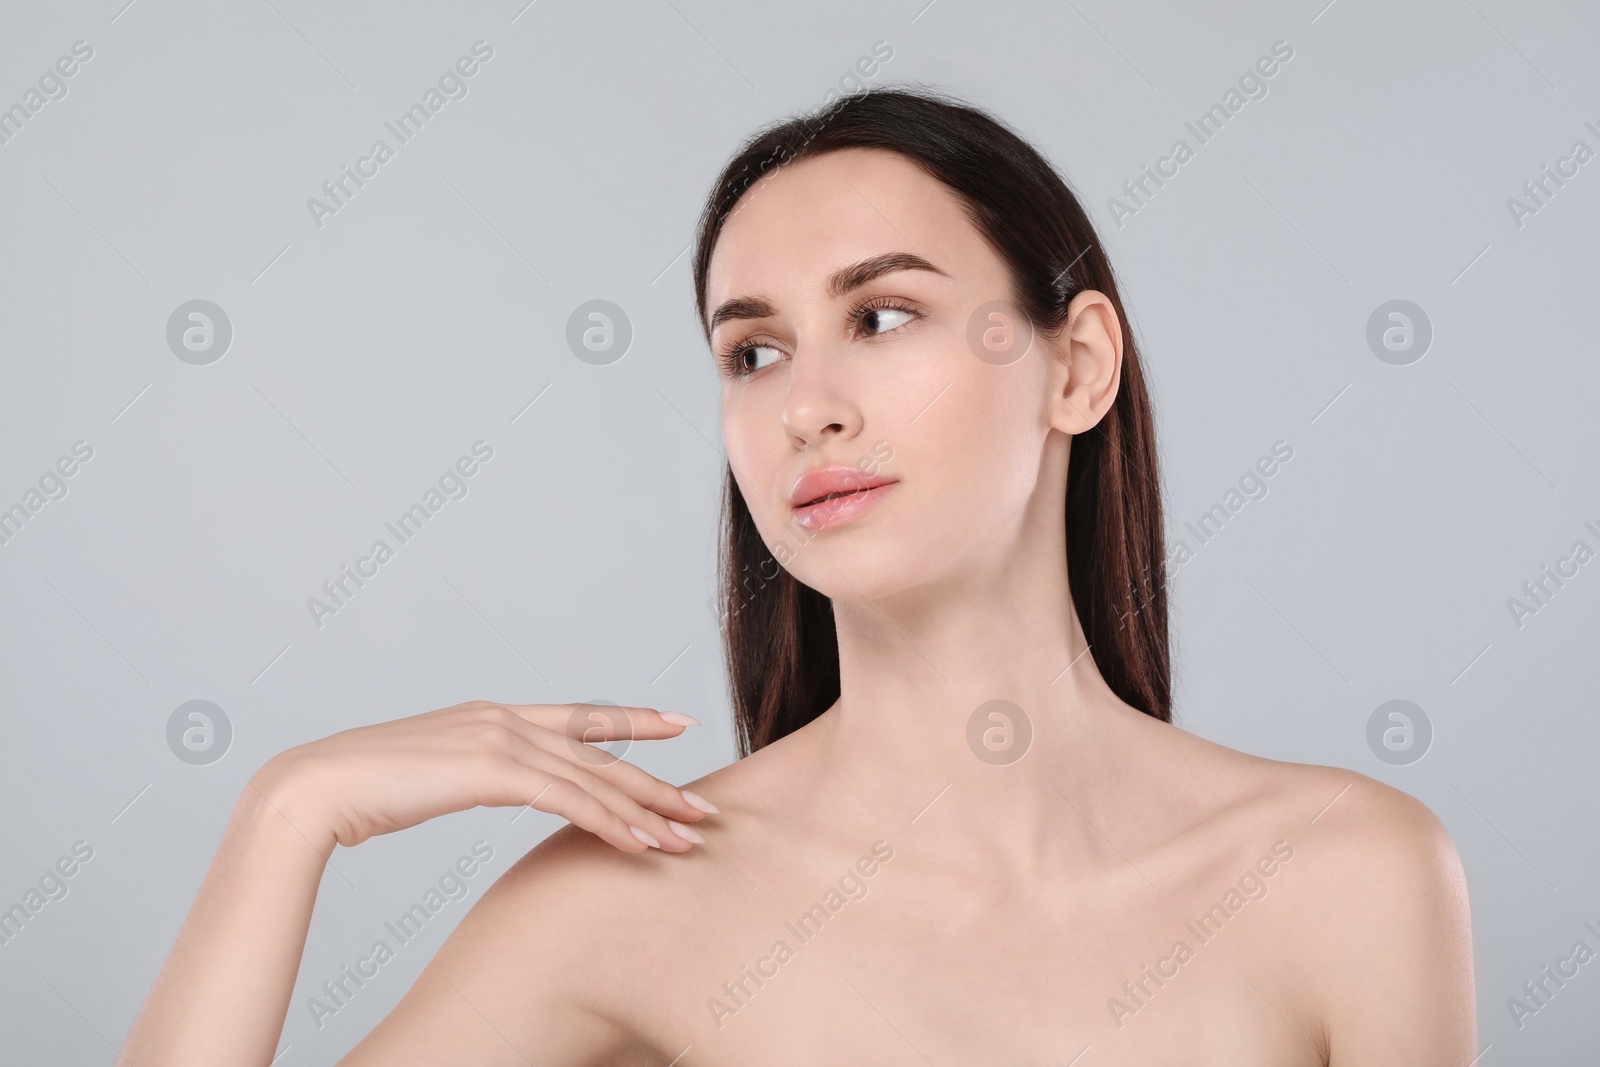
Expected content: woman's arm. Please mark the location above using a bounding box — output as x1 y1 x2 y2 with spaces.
120 767 336 1065
334 824 668 1066
121 701 713 1066
1307 778 1477 1064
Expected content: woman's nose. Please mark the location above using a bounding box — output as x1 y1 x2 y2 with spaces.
781 347 863 448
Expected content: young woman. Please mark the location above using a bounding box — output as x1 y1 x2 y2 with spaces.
125 87 1475 1065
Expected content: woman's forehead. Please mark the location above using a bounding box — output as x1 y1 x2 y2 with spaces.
705 148 984 305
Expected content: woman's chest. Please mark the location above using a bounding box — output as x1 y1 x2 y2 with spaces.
619 858 1326 1066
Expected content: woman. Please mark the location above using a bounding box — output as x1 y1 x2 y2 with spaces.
125 87 1475 1065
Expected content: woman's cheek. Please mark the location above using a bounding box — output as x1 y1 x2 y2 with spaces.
725 431 785 537
934 385 1037 524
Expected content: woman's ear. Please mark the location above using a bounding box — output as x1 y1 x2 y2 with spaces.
1046 290 1124 436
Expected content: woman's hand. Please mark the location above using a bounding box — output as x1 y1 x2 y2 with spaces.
250 700 717 855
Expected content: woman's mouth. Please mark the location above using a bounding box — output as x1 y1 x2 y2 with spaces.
791 481 897 532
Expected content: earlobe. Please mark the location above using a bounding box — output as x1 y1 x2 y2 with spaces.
1049 291 1124 435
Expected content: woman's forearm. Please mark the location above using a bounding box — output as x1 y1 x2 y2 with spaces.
118 701 706 1064
122 771 334 1067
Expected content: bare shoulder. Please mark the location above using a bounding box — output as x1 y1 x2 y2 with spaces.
476 740 802 966
449 730 803 958
1276 761 1475 1058
339 751 789 1067
1146 718 1462 889
332 822 695 1064
1154 725 1475 1058
1211 744 1467 914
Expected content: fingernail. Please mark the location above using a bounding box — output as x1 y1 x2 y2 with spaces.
681 789 720 815
668 820 705 844
659 711 701 727
630 826 661 849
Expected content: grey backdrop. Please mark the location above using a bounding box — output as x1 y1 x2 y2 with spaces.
2 0 1597 1062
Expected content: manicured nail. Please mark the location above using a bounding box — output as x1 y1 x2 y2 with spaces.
630 826 661 849
668 820 705 844
681 789 720 815
659 711 701 727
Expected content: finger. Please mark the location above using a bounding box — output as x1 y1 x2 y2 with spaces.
486 706 713 823
479 762 648 854
461 714 700 851
509 745 698 853
573 750 717 825
509 702 700 741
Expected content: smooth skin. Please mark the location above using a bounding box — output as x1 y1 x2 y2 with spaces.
124 147 1475 1065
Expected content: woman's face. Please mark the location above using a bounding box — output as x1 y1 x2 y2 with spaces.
704 147 1119 604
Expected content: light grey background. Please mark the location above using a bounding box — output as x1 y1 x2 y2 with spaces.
1 0 1596 1062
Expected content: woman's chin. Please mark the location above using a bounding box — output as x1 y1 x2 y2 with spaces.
790 552 933 605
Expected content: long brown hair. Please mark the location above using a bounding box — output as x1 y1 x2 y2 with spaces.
692 86 1170 756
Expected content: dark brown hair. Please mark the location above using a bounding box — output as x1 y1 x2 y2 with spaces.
692 86 1170 756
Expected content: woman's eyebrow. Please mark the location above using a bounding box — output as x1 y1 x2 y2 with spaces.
707 252 948 334
826 251 948 298
708 297 775 334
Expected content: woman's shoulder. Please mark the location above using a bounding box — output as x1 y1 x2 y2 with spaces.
1110 717 1474 1052
1231 748 1468 947
487 744 786 928
476 733 803 960
1196 731 1458 876
1133 719 1466 954
1154 725 1473 1044
349 755 776 1062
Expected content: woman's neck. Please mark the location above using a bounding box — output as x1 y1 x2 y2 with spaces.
804 543 1153 886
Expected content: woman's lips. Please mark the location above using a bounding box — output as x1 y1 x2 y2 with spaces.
791 481 897 532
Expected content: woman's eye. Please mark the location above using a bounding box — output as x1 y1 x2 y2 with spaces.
859 306 915 336
743 344 783 372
